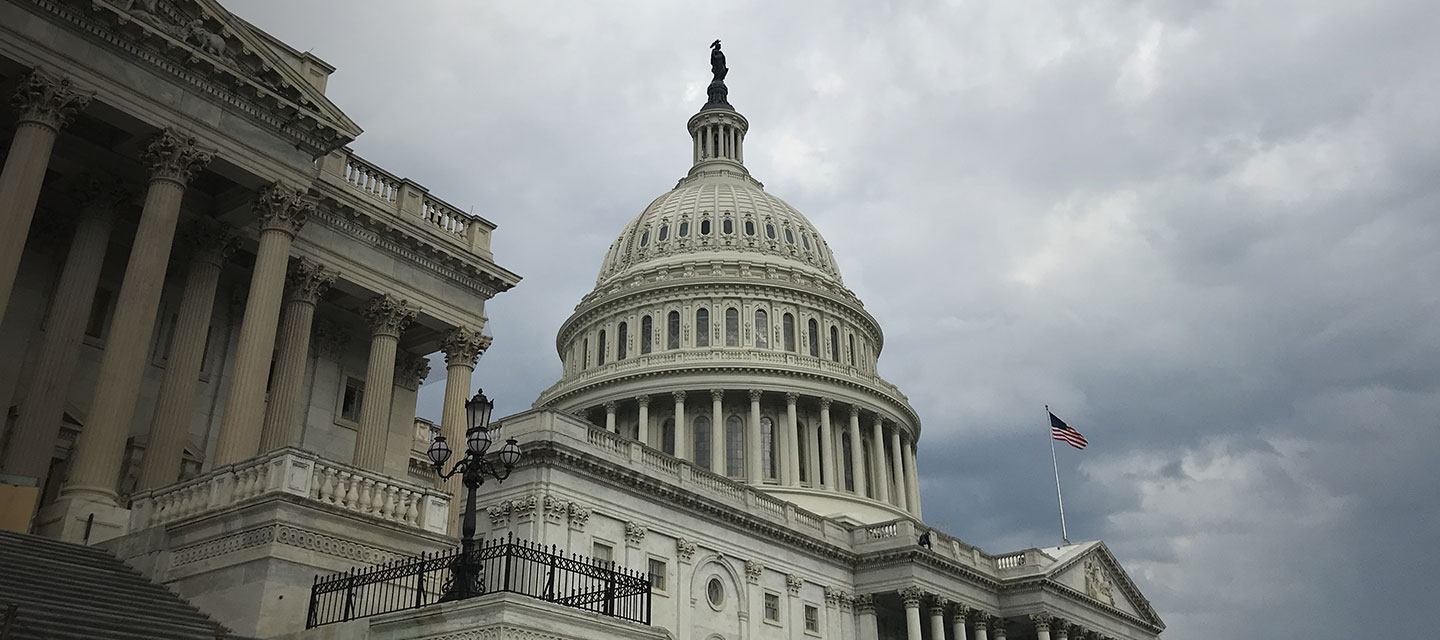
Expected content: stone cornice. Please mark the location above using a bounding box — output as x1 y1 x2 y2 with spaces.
855 547 1003 592
999 578 1164 634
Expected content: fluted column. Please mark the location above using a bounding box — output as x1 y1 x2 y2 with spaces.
256 258 335 453
901 587 923 640
871 414 890 503
353 294 416 470
673 391 687 459
135 222 234 491
439 327 487 536
0 69 92 322
890 425 908 511
930 596 949 640
819 398 835 490
636 395 650 446
904 433 923 518
213 182 312 465
746 389 762 483
1 175 123 485
710 389 724 473
604 401 617 432
854 595 878 640
848 406 866 496
1031 615 1052 640
784 392 800 486
952 604 970 640
60 130 212 504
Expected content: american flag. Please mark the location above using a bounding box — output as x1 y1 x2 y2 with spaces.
1050 411 1088 450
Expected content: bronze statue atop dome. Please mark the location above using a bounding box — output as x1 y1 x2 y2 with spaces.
704 40 732 110
710 40 728 82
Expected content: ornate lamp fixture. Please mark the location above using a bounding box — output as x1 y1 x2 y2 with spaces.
426 389 521 601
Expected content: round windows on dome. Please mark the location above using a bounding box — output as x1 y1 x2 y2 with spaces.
765 223 776 239
744 220 755 236
706 577 725 609
679 221 690 237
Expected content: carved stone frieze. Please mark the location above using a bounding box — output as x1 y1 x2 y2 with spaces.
284 257 336 305
11 68 92 130
441 327 489 368
364 294 416 338
1084 559 1117 607
143 129 213 185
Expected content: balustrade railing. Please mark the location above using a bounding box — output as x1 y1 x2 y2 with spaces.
995 551 1026 570
342 154 400 203
327 149 482 248
128 447 450 535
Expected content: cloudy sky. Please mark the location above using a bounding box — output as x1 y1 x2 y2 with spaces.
228 1 1439 637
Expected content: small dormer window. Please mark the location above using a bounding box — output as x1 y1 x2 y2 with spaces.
723 219 733 235
679 221 690 237
700 220 711 235
658 225 669 241
640 230 650 246
744 220 755 236
765 223 776 239
784 228 795 244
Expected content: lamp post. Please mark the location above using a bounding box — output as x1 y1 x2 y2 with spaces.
426 389 522 601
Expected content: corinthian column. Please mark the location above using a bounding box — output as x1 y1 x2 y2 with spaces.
59 130 212 506
352 294 416 470
871 415 890 503
710 390 724 473
854 595 878 640
784 392 800 486
972 613 989 640
636 395 650 446
1031 615 1053 640
818 398 834 491
136 222 234 491
890 425 908 511
439 327 487 535
952 604 970 640
848 406 866 496
604 401 617 432
0 69 92 321
672 391 687 459
746 389 762 483
213 182 312 465
904 433 922 518
901 587 923 640
2 174 124 486
256 258 335 453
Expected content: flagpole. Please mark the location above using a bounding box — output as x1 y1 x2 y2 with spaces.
1047 405 1070 545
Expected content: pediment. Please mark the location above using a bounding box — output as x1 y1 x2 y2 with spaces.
1047 542 1164 629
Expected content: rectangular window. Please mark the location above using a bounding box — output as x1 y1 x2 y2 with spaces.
340 377 365 422
764 592 781 622
648 558 667 592
592 541 613 566
805 604 819 632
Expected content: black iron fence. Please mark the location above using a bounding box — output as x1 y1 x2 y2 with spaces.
306 533 651 628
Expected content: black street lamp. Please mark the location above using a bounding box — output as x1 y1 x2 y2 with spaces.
426 389 522 601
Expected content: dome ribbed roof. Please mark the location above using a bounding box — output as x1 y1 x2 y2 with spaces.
596 176 844 287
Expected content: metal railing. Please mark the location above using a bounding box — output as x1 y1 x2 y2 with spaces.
306 533 651 628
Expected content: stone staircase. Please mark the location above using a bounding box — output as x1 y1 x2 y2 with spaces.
0 529 245 640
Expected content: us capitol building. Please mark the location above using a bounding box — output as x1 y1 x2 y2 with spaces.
0 2 1166 640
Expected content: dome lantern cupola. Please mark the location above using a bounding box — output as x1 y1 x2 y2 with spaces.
688 40 748 176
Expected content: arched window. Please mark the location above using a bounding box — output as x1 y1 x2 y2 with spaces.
725 307 739 346
617 322 628 360
725 415 744 477
693 416 711 470
679 221 690 237
582 337 590 369
815 426 826 486
802 234 811 250
848 334 855 364
754 310 769 348
807 318 819 357
761 416 777 480
696 308 710 347
662 418 675 455
797 423 808 483
744 220 755 236
667 311 680 349
830 326 840 361
783 313 796 352
700 219 711 235
597 329 606 365
842 434 855 492
765 223 776 239
641 316 653 354
785 228 795 244
862 440 875 498
658 225 669 241
640 230 650 246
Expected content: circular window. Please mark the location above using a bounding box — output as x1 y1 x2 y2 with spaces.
706 577 725 609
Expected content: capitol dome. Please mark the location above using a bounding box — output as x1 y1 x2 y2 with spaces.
536 59 921 524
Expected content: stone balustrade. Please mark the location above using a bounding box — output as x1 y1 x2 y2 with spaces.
319 148 492 255
128 447 450 535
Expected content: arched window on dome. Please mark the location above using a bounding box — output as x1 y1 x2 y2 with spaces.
617 322 628 360
848 334 855 365
783 313 796 352
807 318 820 357
696 308 710 347
640 230 650 247
802 234 811 250
641 316 653 354
700 219 711 236
766 223 777 240
679 221 690 237
667 311 680 349
725 415 744 477
723 218 734 235
693 415 711 470
658 225 669 242
754 310 769 348
761 416 777 480
661 418 676 455
785 228 795 245
744 220 755 236
830 326 840 362
725 308 739 346
842 433 855 492
582 337 590 370
597 329 606 366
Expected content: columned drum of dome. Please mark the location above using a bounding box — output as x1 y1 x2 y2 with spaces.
535 51 921 524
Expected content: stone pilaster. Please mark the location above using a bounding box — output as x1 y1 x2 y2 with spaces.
439 327 487 536
2 174 125 487
47 130 211 541
818 397 835 490
136 221 235 491
784 392 800 486
854 594 878 640
900 587 924 640
353 294 416 471
256 258 335 453
214 182 313 465
672 390 687 459
0 69 92 321
890 425 908 511
636 395 651 446
747 389 762 483
849 406 866 496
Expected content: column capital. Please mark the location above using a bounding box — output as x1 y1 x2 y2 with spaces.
899 586 923 608
186 220 237 267
743 560 762 584
254 181 313 237
636 395 651 408
604 401 618 413
364 294 416 338
970 610 991 628
72 171 133 212
440 326 488 368
874 413 885 426
143 129 213 185
1029 614 1052 632
11 68 92 130
785 391 799 405
284 257 336 304
819 397 833 410
850 404 861 419
991 617 1007 637
672 390 687 402
853 593 876 614
394 352 431 390
929 595 949 616
1053 623 1070 640
950 601 970 618
785 574 803 596
748 388 763 402
710 388 724 401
